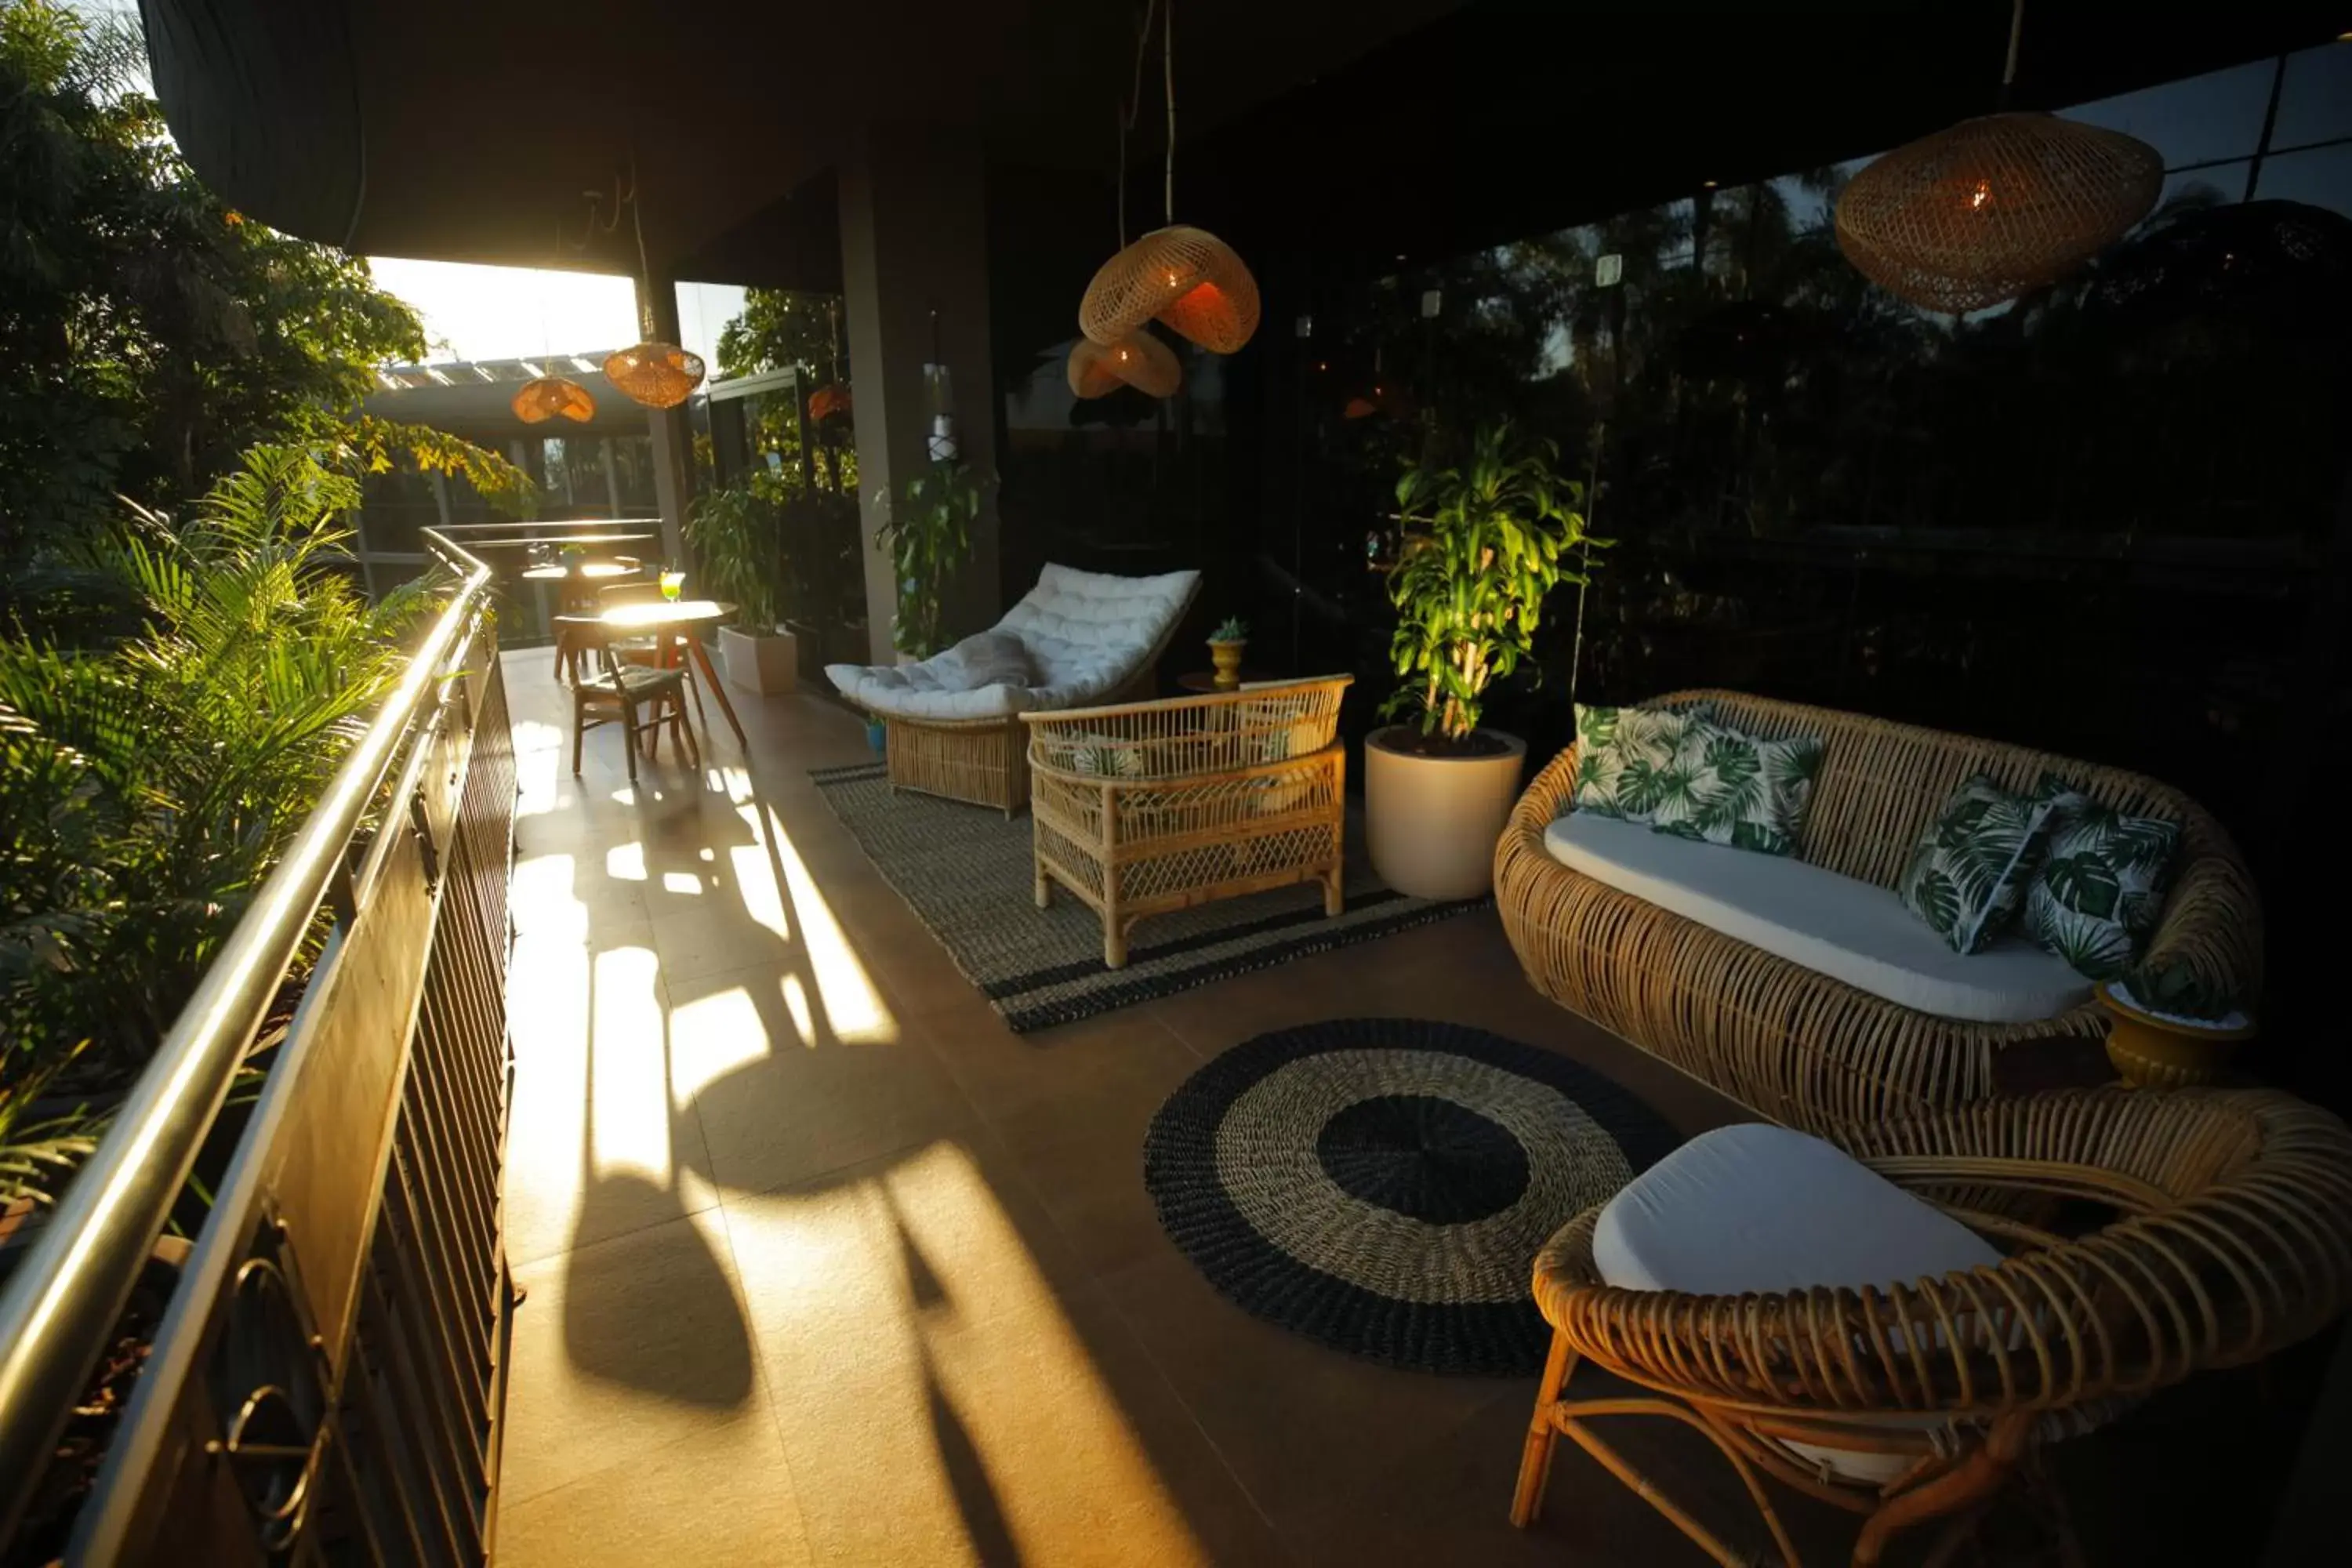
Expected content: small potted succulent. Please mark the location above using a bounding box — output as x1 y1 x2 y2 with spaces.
1367 421 1609 900
1207 615 1248 690
2096 954 2252 1087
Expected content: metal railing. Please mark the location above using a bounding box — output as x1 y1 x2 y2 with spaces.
0 520 648 1564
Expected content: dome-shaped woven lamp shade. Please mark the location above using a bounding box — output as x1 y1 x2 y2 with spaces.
1066 330 1181 399
602 341 708 408
511 376 597 424
1080 225 1260 353
1835 113 2162 314
808 383 852 423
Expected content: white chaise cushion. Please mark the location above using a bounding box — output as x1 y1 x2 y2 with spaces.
826 563 1199 721
1594 1123 2006 1484
1543 811 2092 1024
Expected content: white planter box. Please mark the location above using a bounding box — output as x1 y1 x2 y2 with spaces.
719 624 797 697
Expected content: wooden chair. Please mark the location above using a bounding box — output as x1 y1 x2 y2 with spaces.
551 560 642 686
1022 677 1351 967
557 615 701 782
1512 1087 2352 1566
597 579 710 734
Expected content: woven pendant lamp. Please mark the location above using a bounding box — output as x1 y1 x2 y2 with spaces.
1080 226 1260 351
1835 2 2160 314
1078 0 1260 355
1067 330 1181 399
603 341 706 408
512 376 596 423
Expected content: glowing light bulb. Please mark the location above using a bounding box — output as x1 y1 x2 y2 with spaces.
1166 270 1180 285
1970 180 1992 211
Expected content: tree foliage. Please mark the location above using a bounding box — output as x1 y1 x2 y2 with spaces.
0 0 519 580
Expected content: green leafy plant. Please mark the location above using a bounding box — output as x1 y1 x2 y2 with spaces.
2122 953 2238 1022
1210 615 1248 643
685 484 784 630
880 462 982 659
0 442 436 1087
0 1041 103 1210
1379 422 1610 746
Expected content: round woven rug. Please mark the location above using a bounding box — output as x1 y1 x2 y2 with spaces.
1142 1018 1678 1375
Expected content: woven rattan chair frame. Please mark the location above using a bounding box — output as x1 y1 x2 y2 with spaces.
1494 690 2261 1133
1022 677 1351 968
1512 1088 2352 1566
881 577 1201 817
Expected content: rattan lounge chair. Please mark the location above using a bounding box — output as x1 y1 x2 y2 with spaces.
1495 690 2261 1133
1512 1087 2352 1566
827 564 1200 815
1023 677 1351 967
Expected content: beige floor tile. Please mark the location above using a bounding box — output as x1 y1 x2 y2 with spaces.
673 964 971 1194
495 1406 813 1568
500 1211 766 1506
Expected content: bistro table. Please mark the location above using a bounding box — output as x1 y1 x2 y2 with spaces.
598 597 748 749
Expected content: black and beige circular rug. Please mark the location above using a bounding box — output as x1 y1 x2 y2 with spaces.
1142 1018 1678 1375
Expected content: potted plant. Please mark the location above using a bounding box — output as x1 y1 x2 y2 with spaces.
880 460 982 662
1367 422 1610 900
1207 615 1248 689
2096 954 2253 1087
686 485 797 695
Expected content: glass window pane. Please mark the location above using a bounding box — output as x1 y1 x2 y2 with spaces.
2255 143 2352 219
2062 57 2274 170
2147 162 2252 226
2270 42 2352 151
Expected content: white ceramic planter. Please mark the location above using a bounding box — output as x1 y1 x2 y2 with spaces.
1364 726 1528 901
719 624 797 696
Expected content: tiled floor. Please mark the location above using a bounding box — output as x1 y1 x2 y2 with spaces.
490 650 1782 1567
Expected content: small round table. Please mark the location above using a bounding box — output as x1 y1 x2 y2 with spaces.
596 598 749 749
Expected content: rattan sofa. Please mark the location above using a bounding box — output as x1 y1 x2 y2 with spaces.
1496 691 2260 1133
1024 677 1350 967
1512 1087 2352 1566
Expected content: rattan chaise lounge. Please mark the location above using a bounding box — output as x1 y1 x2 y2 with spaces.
1512 1087 2352 1566
1496 690 2261 1133
827 563 1200 815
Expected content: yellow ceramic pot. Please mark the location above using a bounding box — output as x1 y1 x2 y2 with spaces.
1209 638 1246 691
2096 981 2255 1088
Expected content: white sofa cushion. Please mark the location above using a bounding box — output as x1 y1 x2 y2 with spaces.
1543 811 2092 1024
1594 1123 2005 1484
826 563 1198 721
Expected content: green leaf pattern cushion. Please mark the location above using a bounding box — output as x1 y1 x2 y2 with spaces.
1570 702 1713 823
2023 775 2181 979
1649 720 1824 857
1897 776 2056 955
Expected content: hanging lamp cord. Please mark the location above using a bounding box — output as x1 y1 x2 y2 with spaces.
1118 0 1158 246
1164 0 1176 224
1996 0 2024 110
627 153 658 339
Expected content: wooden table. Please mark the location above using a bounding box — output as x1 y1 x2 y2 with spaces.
599 598 748 750
1177 669 1278 694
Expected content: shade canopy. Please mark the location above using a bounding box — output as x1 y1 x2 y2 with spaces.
511 376 597 424
1080 227 1261 353
1835 112 2163 314
1066 332 1182 399
604 343 708 409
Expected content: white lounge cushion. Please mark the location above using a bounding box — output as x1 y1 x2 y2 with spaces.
827 563 1199 720
1594 1123 2005 1484
1543 811 2092 1024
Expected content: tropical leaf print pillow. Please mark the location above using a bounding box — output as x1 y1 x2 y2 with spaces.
1897 776 2057 954
1570 702 1713 823
2023 775 2182 978
1650 720 1825 856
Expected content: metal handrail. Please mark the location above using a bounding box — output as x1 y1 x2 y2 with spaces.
0 523 519 1543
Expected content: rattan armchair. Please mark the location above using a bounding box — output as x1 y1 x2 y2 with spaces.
1496 690 2262 1132
1512 1088 2352 1566
1023 677 1351 967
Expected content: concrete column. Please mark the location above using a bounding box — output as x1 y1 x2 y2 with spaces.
638 274 694 562
838 124 1000 662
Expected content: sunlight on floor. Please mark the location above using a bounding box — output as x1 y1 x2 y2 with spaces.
724 1141 1213 1566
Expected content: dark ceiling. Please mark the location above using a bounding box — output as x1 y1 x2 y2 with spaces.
143 2 2352 289
138 0 1463 271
